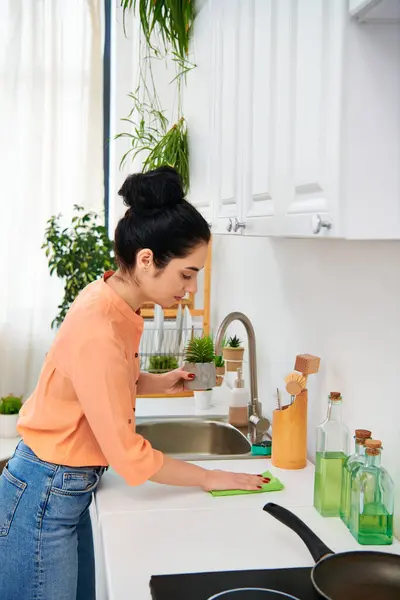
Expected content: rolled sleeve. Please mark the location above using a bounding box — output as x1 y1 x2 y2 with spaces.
73 336 164 485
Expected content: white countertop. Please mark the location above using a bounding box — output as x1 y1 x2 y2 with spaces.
95 449 400 600
100 505 400 600
95 459 315 518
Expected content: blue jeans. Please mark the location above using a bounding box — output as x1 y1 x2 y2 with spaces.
0 441 105 600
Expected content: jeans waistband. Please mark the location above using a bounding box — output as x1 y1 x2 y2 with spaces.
15 440 107 474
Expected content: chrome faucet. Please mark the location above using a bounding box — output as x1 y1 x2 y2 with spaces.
215 312 263 427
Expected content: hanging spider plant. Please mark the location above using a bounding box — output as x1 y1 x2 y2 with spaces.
116 92 189 193
143 117 189 192
120 0 194 67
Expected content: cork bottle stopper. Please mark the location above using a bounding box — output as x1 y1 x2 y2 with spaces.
365 439 382 455
355 429 372 440
365 439 382 449
329 391 342 400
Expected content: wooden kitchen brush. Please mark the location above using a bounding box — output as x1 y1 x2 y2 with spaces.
294 354 320 376
285 371 307 396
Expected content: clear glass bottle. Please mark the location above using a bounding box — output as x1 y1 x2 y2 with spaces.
340 429 371 528
313 392 350 517
350 439 394 545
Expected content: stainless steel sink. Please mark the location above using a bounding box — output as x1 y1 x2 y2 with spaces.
136 419 253 460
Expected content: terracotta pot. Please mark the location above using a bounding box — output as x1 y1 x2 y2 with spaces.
183 362 216 391
215 365 225 387
223 347 244 372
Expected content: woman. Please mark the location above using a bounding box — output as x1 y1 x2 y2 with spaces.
0 167 265 600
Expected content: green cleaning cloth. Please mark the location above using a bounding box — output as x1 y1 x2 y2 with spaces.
209 471 284 497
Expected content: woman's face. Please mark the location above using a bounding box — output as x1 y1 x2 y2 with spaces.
138 243 209 308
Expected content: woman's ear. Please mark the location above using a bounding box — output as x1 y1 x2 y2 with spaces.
136 248 154 273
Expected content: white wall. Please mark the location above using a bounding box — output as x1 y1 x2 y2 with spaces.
211 234 400 476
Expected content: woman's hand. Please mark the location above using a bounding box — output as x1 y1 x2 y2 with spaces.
162 367 195 394
202 470 270 492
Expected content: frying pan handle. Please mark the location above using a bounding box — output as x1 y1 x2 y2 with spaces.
263 502 334 563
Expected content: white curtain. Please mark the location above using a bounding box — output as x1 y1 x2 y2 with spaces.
0 0 104 398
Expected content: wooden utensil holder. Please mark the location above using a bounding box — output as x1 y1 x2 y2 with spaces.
271 389 308 470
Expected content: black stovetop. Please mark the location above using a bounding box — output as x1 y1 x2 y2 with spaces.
150 567 321 600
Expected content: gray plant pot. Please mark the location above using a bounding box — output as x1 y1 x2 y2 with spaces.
183 362 217 391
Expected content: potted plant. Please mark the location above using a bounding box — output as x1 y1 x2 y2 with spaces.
214 355 225 387
0 395 23 438
43 205 116 328
148 355 179 374
183 335 216 392
222 335 245 372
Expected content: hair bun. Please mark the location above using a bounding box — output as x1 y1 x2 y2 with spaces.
118 166 185 215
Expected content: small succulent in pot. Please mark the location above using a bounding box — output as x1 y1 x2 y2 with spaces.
183 335 216 391
0 394 23 438
222 335 245 372
214 355 225 386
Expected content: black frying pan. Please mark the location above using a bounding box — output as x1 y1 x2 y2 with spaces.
263 502 400 600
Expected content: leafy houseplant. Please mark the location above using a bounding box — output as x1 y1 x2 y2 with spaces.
118 97 190 194
120 0 194 67
222 335 245 372
43 206 116 329
118 0 194 193
148 355 179 374
183 335 216 391
214 355 225 387
0 395 23 438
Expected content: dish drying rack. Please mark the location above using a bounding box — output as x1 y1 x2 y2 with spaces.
139 326 204 373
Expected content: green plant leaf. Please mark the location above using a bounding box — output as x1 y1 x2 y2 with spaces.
184 335 215 364
0 395 23 415
227 335 242 348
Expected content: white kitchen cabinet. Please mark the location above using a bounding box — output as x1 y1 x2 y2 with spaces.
187 0 400 239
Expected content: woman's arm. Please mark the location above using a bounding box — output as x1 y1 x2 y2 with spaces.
150 455 266 491
136 372 166 395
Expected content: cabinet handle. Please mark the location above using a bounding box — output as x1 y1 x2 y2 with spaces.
226 218 233 232
233 217 247 233
312 214 332 235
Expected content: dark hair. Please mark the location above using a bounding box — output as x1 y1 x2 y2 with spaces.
114 166 211 270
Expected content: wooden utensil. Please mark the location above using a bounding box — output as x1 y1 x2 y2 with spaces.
284 371 307 396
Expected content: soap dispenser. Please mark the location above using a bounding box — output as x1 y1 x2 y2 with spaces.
228 368 249 428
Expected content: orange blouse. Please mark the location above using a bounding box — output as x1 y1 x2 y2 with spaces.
18 272 164 485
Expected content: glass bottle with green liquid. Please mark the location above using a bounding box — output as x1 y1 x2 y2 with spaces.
339 428 371 528
349 439 394 545
313 391 350 517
